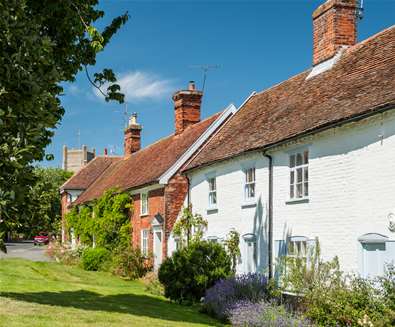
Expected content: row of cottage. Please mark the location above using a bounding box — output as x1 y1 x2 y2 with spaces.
61 0 395 278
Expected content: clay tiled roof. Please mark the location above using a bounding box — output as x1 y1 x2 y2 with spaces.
74 113 220 205
185 26 395 171
60 156 121 191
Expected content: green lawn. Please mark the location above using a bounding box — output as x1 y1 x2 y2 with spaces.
0 258 222 327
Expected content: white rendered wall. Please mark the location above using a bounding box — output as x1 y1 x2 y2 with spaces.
186 109 395 275
186 152 270 274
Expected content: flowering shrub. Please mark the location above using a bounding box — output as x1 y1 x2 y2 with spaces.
203 273 272 321
229 300 311 327
46 241 84 265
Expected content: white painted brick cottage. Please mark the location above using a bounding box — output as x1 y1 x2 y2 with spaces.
172 0 395 278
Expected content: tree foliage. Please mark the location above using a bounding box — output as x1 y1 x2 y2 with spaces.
0 0 128 233
25 167 72 236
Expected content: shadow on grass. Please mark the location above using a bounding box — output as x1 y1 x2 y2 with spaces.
0 290 222 326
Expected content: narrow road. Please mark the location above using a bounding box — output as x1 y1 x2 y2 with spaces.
0 241 52 262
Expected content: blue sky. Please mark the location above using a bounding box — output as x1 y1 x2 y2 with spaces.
45 0 395 168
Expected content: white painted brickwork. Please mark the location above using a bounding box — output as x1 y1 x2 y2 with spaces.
185 109 395 275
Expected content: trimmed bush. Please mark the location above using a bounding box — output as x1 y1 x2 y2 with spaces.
203 273 272 321
81 247 110 271
158 241 232 303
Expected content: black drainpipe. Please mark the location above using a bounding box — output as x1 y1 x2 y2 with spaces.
185 173 191 244
186 175 191 208
263 152 273 280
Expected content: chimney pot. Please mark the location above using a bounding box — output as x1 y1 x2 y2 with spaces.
312 0 358 66
104 148 108 156
188 81 196 91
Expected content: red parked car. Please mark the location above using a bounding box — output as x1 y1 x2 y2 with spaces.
34 233 49 246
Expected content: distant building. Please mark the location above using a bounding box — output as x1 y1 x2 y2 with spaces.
62 145 95 173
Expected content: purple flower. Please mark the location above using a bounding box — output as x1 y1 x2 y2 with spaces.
203 273 270 320
229 300 311 327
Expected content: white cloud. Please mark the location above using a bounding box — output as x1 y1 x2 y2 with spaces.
67 84 82 95
93 71 176 103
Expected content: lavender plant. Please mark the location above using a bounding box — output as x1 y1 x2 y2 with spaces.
203 273 271 320
229 300 311 327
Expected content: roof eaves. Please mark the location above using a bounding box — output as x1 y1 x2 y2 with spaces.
186 101 395 173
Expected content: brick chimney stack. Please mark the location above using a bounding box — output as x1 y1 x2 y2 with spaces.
172 81 203 135
124 113 142 156
312 0 358 66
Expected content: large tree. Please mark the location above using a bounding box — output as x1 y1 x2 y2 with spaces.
0 1 128 244
19 167 73 238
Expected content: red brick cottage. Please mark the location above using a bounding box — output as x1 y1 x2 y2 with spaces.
63 82 236 269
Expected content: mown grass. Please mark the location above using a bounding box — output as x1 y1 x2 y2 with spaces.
0 258 222 327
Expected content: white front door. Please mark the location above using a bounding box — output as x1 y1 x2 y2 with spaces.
153 230 163 270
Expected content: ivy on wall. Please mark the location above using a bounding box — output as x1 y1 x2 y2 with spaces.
66 188 132 249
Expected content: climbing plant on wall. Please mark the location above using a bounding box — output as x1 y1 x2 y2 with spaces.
65 188 132 249
173 206 208 247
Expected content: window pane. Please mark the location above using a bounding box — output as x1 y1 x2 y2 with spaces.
208 178 216 191
290 184 294 199
304 167 308 182
246 168 255 183
209 191 217 205
290 155 295 168
304 182 309 196
296 153 303 166
296 183 303 198
297 168 303 183
141 193 148 214
304 150 309 164
250 184 255 198
290 171 294 184
246 184 254 199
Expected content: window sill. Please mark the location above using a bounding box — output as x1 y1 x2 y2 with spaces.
241 200 257 208
140 213 149 217
285 198 309 204
207 207 218 214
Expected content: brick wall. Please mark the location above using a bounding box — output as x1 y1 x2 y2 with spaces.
164 173 189 256
130 188 165 255
312 0 357 65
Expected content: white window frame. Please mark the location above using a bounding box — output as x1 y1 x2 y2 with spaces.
140 191 148 216
141 229 149 257
207 177 217 209
243 167 256 202
289 149 309 201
